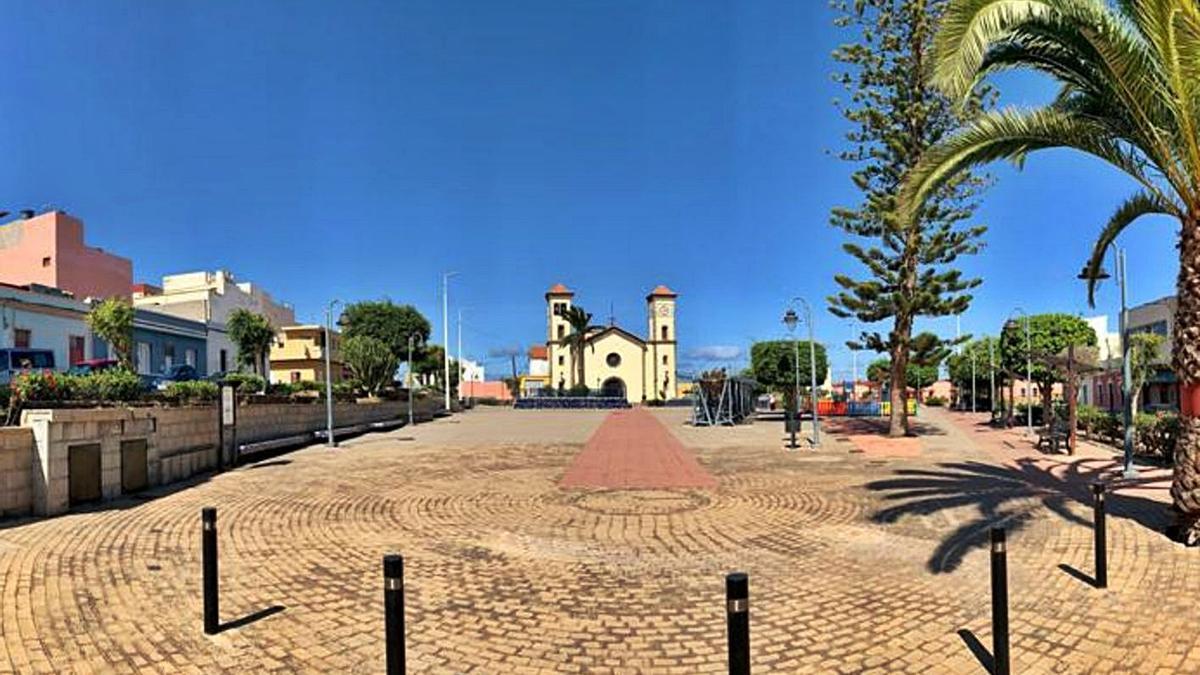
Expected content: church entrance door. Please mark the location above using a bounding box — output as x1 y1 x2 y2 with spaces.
600 377 626 399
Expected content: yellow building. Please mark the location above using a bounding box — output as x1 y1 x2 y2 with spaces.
545 283 678 404
269 325 349 385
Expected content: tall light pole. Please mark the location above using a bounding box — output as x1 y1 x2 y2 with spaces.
988 338 996 418
785 297 821 448
1005 308 1034 435
457 308 464 405
441 272 458 411
1080 246 1135 477
407 334 415 427
783 312 801 450
970 349 977 413
324 299 341 448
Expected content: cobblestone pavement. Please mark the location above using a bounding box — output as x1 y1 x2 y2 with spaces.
1 407 1199 673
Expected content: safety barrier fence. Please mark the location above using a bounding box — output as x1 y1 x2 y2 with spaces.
197 481 1112 673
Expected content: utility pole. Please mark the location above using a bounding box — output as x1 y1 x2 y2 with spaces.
324 299 340 448
989 339 996 418
441 272 457 411
457 309 464 405
971 350 977 413
407 334 415 427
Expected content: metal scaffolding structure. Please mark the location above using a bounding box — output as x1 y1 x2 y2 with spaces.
691 375 757 426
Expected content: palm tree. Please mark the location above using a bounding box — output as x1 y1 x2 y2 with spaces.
901 0 1200 542
560 306 593 391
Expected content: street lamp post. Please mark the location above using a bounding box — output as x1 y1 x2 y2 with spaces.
1005 309 1034 435
407 334 415 427
784 298 821 448
324 299 341 448
1079 246 1136 477
989 339 996 418
441 272 458 412
971 350 977 413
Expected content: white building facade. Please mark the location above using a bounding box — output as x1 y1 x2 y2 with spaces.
132 270 295 375
0 284 96 377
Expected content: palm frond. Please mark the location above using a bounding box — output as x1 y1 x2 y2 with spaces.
901 106 1167 224
1082 190 1180 307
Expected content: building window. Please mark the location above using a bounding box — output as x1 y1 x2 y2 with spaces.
662 355 668 365
13 329 31 349
553 302 566 316
558 355 564 366
41 256 51 267
185 349 197 367
69 336 86 366
557 325 565 340
606 353 621 368
291 371 301 383
661 325 669 341
136 342 152 375
163 343 175 368
219 349 228 372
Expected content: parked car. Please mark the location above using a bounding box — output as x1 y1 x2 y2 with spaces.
146 363 200 391
0 349 56 385
67 358 121 376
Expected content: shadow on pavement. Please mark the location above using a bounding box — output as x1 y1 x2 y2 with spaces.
1057 563 1100 589
220 605 286 633
956 629 995 674
867 458 1170 573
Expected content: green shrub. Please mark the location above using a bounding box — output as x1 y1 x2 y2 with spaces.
163 380 219 403
266 382 295 397
11 372 71 403
222 372 265 393
332 380 360 398
566 384 591 397
1135 412 1179 461
83 369 143 402
293 380 322 392
925 395 947 407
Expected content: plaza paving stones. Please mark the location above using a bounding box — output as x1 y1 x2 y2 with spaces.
0 407 1198 673
559 408 718 490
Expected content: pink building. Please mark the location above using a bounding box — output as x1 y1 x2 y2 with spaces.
0 211 132 299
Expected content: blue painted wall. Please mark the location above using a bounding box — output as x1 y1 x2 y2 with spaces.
95 310 208 376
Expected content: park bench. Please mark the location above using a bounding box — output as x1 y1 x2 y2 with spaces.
1036 420 1070 454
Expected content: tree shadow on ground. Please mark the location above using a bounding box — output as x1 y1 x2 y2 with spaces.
866 458 1170 573
824 416 946 437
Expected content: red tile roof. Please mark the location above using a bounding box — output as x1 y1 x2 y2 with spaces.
546 283 573 295
647 285 677 298
529 345 548 360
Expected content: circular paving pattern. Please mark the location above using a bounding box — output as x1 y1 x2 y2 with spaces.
0 411 1199 673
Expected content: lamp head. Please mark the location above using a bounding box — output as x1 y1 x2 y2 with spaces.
1078 265 1111 281
782 308 799 331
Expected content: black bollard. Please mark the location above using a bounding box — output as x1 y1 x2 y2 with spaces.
202 507 219 635
990 527 1010 675
384 554 406 675
725 572 750 675
1092 482 1108 589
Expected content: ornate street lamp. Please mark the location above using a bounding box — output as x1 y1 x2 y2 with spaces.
784 298 821 448
1079 247 1136 477
1004 309 1034 435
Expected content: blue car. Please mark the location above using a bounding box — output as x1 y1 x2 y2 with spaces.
146 363 200 391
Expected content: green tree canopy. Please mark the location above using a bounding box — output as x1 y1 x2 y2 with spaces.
946 336 1003 387
827 0 993 436
341 301 431 361
341 335 399 397
86 298 135 369
750 340 829 405
226 309 275 376
1129 332 1167 413
999 314 1097 388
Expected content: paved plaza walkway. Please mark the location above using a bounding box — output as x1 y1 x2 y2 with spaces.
0 407 1198 673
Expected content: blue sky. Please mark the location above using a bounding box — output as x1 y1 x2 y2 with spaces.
0 0 1179 381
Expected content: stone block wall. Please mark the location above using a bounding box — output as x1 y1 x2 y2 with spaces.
9 398 439 517
0 428 33 517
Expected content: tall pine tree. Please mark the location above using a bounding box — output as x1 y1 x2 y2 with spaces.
827 0 991 436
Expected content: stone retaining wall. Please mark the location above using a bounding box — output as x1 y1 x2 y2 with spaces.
7 398 439 518
0 428 33 517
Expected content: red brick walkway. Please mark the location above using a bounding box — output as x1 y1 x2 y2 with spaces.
559 408 718 489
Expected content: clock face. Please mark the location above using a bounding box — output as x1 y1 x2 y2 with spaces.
657 304 671 317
